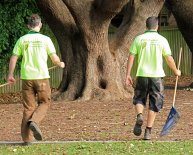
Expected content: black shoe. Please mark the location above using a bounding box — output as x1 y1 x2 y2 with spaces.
133 114 143 136
29 121 43 141
22 142 32 146
144 128 151 140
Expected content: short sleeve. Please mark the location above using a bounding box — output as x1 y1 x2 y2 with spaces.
46 37 56 56
130 37 138 55
162 38 172 56
12 38 23 57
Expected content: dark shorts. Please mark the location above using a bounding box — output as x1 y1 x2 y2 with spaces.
133 77 164 112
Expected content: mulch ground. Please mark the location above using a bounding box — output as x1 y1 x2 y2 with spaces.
0 76 193 142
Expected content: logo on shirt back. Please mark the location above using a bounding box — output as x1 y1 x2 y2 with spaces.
141 39 160 49
24 41 43 50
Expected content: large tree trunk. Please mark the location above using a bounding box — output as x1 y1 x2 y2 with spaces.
166 0 193 54
37 0 87 101
37 0 164 101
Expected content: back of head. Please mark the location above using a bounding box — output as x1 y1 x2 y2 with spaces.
27 14 41 28
146 16 158 30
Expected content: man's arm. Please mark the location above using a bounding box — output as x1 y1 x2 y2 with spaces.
164 55 181 76
50 54 65 68
7 55 18 84
126 54 135 86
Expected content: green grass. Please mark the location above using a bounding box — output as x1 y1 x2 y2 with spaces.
0 141 193 155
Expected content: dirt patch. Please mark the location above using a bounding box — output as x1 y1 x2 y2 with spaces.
0 76 193 141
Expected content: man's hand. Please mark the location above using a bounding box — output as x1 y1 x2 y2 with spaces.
126 75 133 86
50 54 65 68
175 69 181 76
7 75 16 84
60 62 65 68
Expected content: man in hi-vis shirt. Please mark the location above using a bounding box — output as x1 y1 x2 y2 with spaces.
7 14 64 145
126 16 181 140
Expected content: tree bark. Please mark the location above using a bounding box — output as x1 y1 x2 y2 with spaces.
37 0 87 101
37 0 164 101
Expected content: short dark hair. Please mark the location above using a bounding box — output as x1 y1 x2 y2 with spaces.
27 14 41 28
146 16 158 29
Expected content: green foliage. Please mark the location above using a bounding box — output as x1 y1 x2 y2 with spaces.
0 0 39 78
0 0 60 84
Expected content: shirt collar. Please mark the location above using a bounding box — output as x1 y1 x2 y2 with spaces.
145 29 158 33
28 30 40 34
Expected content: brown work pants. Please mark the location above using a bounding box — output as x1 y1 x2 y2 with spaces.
21 79 51 142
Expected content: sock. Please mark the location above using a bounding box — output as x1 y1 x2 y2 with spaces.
146 127 152 132
137 113 143 117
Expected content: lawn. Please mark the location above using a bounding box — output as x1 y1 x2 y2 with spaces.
0 141 193 155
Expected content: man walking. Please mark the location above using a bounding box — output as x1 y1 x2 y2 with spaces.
7 14 64 145
126 16 181 140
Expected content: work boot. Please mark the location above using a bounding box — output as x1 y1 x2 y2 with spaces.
29 121 43 141
22 142 32 146
133 113 143 136
144 128 151 140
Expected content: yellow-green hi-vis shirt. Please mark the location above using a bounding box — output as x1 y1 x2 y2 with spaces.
12 31 56 80
130 30 172 77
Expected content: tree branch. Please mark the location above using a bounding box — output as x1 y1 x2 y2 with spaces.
37 0 76 36
95 0 129 13
61 0 92 27
94 0 129 19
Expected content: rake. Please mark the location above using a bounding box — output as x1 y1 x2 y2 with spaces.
160 47 182 137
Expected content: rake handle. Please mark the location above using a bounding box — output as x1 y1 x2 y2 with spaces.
172 47 182 107
0 66 58 88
